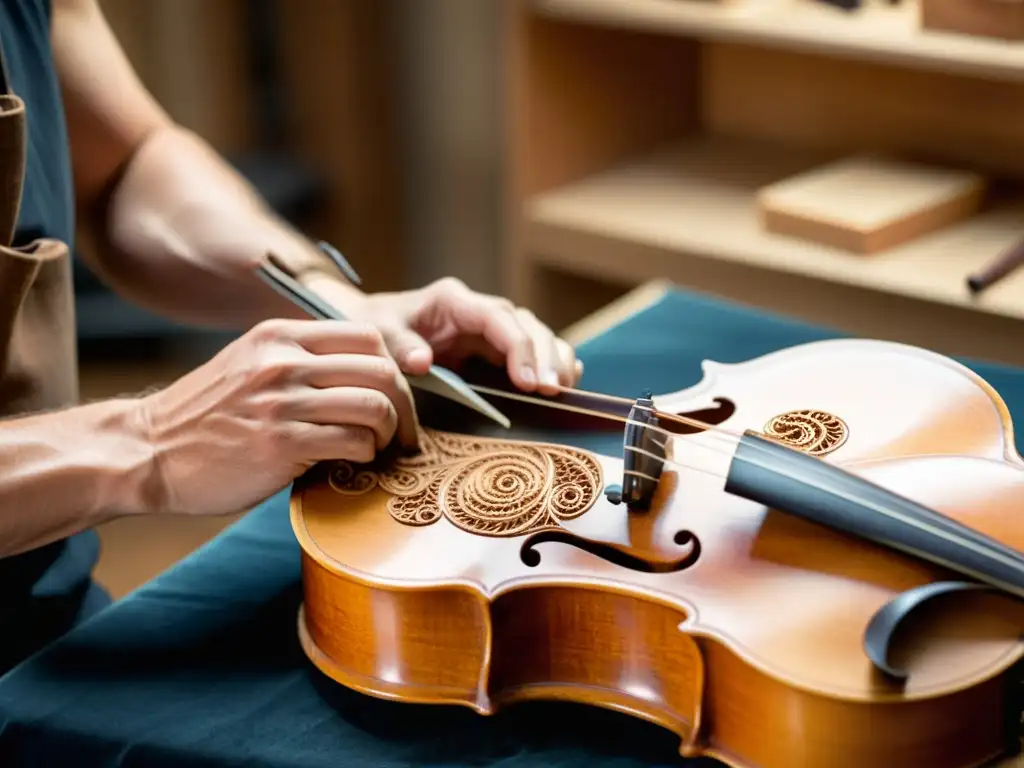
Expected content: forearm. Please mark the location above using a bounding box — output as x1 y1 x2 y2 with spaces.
0 398 154 557
79 125 366 329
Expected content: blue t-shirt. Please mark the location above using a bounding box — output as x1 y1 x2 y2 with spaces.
0 0 107 671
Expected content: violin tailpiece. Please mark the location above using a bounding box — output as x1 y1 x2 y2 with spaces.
327 428 604 538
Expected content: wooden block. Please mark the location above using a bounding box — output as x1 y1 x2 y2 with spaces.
921 0 1024 41
756 155 987 254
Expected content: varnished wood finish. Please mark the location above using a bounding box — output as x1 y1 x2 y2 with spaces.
292 338 1024 767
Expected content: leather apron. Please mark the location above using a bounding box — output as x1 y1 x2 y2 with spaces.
0 41 95 672
0 78 78 421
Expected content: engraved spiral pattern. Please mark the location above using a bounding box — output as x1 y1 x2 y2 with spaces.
550 453 598 516
327 428 602 537
389 477 445 526
328 462 378 494
379 467 438 497
442 449 550 536
762 409 849 456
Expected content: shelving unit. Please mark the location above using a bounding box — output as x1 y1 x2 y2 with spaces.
502 0 1024 365
536 0 1024 82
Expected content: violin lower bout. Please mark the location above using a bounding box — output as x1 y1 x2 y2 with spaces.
297 552 1018 768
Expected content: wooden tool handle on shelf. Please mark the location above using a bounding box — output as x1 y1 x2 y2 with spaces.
967 236 1024 294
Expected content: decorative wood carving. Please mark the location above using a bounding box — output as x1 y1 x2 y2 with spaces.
328 428 603 537
762 409 849 457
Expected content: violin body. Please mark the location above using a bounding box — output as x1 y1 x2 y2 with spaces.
290 339 1024 768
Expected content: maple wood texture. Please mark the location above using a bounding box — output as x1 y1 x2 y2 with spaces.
292 338 1024 767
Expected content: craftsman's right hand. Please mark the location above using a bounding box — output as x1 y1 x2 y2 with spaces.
137 318 419 517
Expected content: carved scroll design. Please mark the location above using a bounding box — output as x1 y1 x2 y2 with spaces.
762 409 849 457
328 429 603 538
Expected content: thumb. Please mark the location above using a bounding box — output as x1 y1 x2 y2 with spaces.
380 325 434 374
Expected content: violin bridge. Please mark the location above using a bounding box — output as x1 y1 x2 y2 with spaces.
618 391 667 511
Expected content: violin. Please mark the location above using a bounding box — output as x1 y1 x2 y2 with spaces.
289 338 1024 768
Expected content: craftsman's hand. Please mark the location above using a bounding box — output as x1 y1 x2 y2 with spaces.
337 277 583 394
137 319 419 517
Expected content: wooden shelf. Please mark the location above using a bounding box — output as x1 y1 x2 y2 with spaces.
505 0 1024 364
524 135 1024 322
534 0 1024 83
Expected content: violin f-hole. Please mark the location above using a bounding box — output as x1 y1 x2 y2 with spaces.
520 528 702 574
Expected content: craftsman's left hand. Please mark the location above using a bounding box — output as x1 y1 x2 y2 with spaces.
345 277 582 394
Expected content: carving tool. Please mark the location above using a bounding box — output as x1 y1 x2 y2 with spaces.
255 254 511 429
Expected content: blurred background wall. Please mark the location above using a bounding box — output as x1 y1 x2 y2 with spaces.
91 0 502 330
396 0 503 293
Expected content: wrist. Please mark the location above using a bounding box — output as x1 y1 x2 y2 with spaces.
302 271 369 318
83 397 163 518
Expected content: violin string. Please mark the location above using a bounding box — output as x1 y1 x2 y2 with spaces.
469 383 819 482
470 383 856 502
467 385 1024 582
472 383 744 436
469 383 824 496
470 384 750 453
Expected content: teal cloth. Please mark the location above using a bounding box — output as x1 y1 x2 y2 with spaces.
0 288 1022 767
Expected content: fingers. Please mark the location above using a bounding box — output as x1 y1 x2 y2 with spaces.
299 353 420 449
246 318 420 452
514 308 556 392
377 324 434 375
469 300 540 390
287 423 379 463
278 386 398 450
515 308 578 394
425 279 538 390
422 278 582 394
254 317 391 358
555 337 584 386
